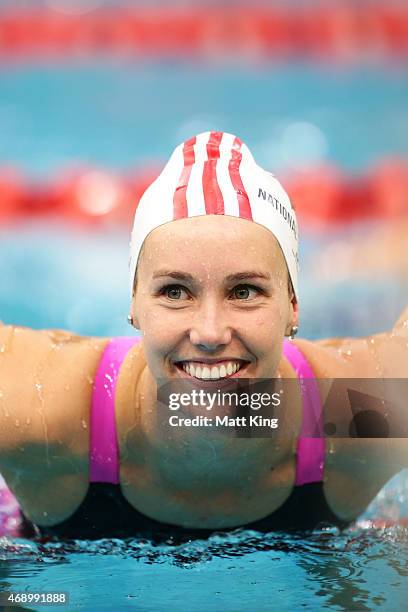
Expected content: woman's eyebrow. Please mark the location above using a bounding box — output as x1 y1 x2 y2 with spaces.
152 271 195 282
152 270 272 282
224 271 272 282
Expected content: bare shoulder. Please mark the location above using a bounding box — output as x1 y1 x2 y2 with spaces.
293 312 408 378
290 337 356 377
0 324 110 461
394 304 408 332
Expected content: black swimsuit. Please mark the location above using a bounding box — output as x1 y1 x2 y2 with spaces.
34 482 349 542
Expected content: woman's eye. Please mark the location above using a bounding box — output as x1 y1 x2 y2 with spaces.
161 285 189 300
232 285 260 300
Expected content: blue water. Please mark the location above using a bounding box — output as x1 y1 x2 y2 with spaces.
0 62 407 178
0 526 407 611
0 58 408 610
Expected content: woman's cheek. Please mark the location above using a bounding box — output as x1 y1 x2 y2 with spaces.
142 340 166 379
140 303 170 337
253 308 281 339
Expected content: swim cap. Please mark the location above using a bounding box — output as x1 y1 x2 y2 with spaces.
129 131 299 300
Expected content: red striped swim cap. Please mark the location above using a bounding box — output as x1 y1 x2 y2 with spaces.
129 131 299 299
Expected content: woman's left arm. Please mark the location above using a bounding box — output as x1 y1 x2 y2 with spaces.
385 305 408 471
296 306 408 491
376 304 408 378
393 305 408 334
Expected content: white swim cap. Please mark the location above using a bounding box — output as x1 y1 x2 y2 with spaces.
129 131 299 300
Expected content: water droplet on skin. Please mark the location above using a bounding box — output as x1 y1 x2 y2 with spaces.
0 388 8 417
346 350 352 356
81 419 87 429
366 336 384 375
402 320 408 327
15 419 20 427
34 370 51 467
0 326 16 353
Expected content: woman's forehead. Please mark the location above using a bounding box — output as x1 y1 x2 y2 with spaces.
140 215 286 274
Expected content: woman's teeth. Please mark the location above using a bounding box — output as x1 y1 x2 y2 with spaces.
181 362 243 380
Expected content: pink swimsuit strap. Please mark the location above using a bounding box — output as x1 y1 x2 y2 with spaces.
90 337 324 486
283 339 325 485
90 336 142 483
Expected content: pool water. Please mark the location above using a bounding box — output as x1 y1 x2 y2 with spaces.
0 524 408 611
0 62 407 178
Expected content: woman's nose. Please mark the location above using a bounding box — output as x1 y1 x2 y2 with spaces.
189 301 232 350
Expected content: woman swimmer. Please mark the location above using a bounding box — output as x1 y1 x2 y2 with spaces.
1 131 408 540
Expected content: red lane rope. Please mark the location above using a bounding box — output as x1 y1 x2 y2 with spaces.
0 159 407 227
0 5 407 61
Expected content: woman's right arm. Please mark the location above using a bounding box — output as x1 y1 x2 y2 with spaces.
0 324 107 485
0 324 52 463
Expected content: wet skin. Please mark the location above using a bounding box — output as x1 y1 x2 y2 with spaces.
0 215 408 530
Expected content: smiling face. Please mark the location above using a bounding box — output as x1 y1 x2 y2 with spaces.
131 215 298 381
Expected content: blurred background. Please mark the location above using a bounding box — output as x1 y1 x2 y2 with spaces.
0 0 407 339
